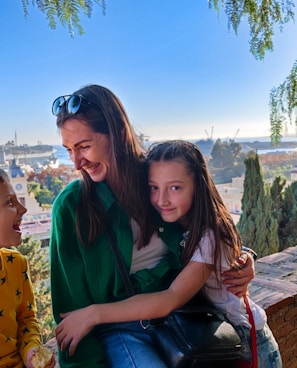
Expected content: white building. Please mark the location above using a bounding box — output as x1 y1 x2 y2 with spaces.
216 176 244 214
7 160 51 242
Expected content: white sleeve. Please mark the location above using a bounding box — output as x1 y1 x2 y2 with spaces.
190 229 215 265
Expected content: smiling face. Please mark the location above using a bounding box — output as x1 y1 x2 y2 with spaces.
61 118 111 182
0 181 27 247
148 160 195 225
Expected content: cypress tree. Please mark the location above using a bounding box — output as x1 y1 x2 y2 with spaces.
270 176 286 223
278 184 297 250
237 153 279 258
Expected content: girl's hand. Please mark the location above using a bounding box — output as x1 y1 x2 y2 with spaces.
55 305 96 357
26 347 37 368
45 354 56 368
222 252 255 297
26 347 56 368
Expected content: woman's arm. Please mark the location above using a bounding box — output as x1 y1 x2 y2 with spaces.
55 261 212 356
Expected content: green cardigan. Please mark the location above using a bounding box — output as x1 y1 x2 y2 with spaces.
50 180 183 367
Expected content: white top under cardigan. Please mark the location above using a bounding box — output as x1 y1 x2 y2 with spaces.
191 229 266 330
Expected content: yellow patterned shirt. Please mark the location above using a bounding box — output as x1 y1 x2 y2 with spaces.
0 248 42 367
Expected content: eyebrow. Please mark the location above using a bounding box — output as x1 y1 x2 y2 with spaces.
149 179 185 184
63 139 92 149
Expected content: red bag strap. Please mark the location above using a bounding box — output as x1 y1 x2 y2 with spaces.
243 294 258 368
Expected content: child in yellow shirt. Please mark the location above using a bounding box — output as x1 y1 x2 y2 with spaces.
0 168 55 368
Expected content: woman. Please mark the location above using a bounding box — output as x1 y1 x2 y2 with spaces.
50 84 254 368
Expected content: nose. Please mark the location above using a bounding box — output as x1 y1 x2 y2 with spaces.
18 202 27 215
157 189 170 207
72 151 86 171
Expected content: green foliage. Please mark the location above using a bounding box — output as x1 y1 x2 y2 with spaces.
15 237 55 343
45 175 64 197
270 60 297 144
208 139 246 183
209 0 295 60
270 176 286 222
35 188 55 205
278 182 297 250
28 175 64 205
27 181 41 196
237 153 279 258
21 0 106 36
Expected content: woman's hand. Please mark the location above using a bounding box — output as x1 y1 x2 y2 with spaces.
222 252 255 297
55 305 96 357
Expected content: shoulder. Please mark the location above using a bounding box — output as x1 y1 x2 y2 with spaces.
200 228 215 246
0 248 27 268
52 179 81 214
54 179 81 202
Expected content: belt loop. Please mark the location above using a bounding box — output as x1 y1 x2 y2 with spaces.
140 320 151 329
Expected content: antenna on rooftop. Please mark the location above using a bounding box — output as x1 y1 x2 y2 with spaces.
232 129 240 141
205 126 214 140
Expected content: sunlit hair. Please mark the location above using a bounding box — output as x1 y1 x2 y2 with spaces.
55 84 153 247
0 169 9 184
146 140 242 276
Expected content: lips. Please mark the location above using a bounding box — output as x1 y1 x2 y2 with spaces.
160 208 175 213
85 163 100 174
13 220 22 232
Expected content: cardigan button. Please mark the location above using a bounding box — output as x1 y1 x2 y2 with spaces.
159 227 164 233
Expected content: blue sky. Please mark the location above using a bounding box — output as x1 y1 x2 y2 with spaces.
1 1 297 146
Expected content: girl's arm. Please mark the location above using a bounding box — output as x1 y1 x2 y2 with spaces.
55 260 212 356
17 256 42 365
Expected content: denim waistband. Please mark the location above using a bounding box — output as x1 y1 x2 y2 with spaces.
234 323 268 340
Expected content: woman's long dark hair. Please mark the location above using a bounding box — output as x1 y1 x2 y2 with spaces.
56 84 153 248
146 140 241 276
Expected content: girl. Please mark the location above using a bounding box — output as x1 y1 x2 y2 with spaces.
144 140 282 367
0 169 55 368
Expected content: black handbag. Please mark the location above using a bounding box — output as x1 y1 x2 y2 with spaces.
107 230 242 368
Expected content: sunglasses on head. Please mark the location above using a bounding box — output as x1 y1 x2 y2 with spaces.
52 94 101 116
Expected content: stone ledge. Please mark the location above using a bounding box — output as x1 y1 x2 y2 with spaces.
249 246 297 310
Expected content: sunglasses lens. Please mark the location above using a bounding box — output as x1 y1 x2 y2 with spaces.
68 95 82 114
52 96 66 115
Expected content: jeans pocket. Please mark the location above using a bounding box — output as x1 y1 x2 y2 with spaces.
270 349 283 368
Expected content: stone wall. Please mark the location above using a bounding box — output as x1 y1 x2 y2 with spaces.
249 246 297 368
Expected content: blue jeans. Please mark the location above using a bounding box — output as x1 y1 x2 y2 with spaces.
97 321 167 368
234 323 282 368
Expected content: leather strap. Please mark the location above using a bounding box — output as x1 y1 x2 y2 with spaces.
107 230 135 297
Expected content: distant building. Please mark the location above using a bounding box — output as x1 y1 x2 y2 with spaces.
9 159 42 215
216 176 244 215
6 160 51 243
291 166 297 182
